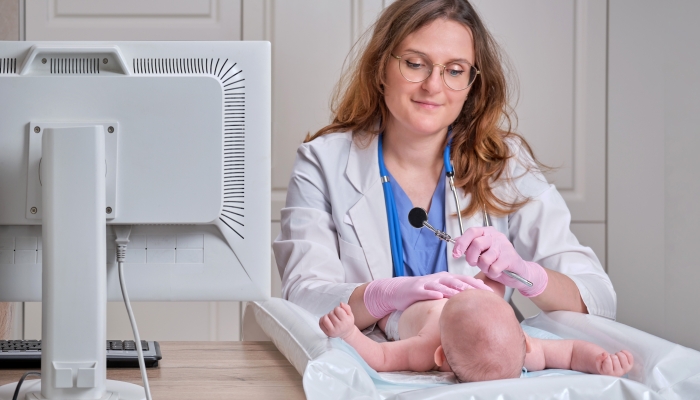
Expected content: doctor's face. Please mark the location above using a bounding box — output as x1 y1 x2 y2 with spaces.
384 19 476 139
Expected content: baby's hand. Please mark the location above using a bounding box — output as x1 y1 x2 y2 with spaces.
319 303 355 339
595 350 634 377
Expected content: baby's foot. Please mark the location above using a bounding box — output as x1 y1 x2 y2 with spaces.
595 350 634 377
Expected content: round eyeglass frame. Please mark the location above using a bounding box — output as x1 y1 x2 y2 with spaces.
391 53 480 91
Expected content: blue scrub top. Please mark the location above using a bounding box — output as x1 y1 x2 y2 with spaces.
387 169 448 276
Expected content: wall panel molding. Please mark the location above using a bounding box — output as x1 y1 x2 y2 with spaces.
558 0 607 222
472 0 607 222
351 0 384 45
26 0 241 41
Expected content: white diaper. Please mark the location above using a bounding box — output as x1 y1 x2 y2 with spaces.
384 310 403 341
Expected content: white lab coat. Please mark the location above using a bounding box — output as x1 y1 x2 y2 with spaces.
273 131 616 319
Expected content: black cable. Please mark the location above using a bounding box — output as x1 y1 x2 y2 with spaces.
12 371 40 400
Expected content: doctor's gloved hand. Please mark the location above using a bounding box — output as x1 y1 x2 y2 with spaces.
452 227 548 297
363 272 493 319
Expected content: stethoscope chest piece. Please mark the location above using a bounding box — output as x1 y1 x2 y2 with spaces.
408 207 429 229
409 207 455 243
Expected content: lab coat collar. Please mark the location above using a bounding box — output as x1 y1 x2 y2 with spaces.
347 181 392 280
345 133 392 280
346 133 380 195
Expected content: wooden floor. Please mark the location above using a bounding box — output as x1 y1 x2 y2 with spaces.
0 342 306 400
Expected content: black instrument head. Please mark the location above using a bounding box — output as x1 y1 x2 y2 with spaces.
408 207 428 229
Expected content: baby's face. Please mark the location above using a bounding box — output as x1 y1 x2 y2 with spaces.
439 290 526 382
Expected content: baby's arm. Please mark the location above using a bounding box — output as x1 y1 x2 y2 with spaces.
524 337 634 377
319 303 440 372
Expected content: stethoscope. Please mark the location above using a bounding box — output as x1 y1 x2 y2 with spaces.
378 129 533 287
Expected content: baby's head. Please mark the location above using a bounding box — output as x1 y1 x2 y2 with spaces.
437 289 526 382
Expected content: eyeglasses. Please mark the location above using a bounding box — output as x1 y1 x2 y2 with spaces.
391 53 480 91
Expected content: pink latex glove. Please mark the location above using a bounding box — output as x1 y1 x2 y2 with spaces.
452 227 548 297
363 271 493 319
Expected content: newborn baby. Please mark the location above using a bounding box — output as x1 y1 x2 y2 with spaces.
320 289 634 382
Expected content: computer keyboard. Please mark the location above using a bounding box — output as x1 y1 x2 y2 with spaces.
0 340 162 368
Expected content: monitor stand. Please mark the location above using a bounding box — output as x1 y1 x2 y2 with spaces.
0 125 145 400
0 381 145 400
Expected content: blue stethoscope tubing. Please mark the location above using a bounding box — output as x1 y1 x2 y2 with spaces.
379 129 534 287
378 127 458 278
378 134 406 277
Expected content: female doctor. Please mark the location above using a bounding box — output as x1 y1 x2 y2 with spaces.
273 0 615 329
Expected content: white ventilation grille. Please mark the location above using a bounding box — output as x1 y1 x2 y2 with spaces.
0 58 16 74
50 58 101 74
133 58 245 239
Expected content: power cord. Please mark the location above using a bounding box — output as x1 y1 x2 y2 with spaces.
113 225 152 400
12 371 40 400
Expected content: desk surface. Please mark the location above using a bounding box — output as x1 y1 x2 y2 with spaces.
0 342 306 400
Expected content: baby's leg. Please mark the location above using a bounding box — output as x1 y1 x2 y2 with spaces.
377 311 402 341
530 337 634 377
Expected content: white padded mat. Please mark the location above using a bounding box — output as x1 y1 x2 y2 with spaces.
250 298 700 399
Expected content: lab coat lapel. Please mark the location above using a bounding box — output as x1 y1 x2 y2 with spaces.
346 134 379 195
346 134 393 280
445 181 482 277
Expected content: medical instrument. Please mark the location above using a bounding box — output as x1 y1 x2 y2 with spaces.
408 207 533 288
479 205 533 287
444 143 464 235
482 205 492 227
379 129 458 277
379 129 532 288
378 134 405 277
408 207 455 243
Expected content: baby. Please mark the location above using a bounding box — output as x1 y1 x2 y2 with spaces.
319 288 634 382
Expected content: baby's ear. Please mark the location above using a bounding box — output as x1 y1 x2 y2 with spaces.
524 333 532 354
434 345 446 367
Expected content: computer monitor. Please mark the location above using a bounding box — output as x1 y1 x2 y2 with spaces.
0 42 270 399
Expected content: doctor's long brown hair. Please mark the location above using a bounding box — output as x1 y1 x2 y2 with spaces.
305 0 543 217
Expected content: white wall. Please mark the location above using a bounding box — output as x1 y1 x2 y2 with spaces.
608 0 700 350
608 0 666 339
663 1 700 350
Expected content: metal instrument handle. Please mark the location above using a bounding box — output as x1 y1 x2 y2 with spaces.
423 220 533 288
